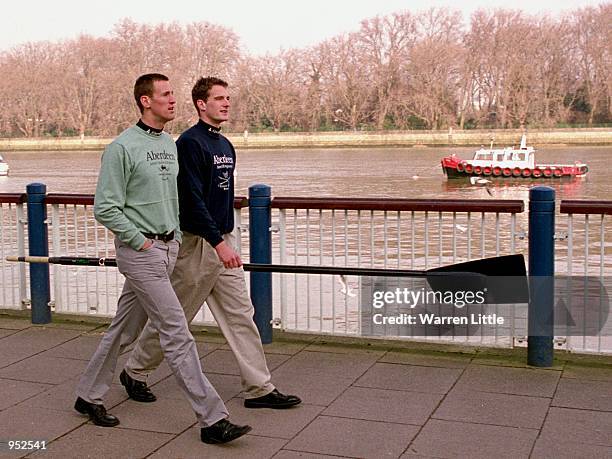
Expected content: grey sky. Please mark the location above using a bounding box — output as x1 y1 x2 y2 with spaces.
2 0 605 55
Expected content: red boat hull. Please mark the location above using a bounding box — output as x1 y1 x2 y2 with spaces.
441 157 588 179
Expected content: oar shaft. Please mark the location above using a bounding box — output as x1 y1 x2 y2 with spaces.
5 256 116 267
244 263 428 277
6 256 427 276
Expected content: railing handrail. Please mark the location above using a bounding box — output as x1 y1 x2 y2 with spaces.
0 193 26 204
560 200 612 215
272 197 524 213
43 193 249 209
46 193 94 205
5 193 528 213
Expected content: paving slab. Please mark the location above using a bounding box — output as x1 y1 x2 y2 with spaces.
285 415 419 458
0 328 19 338
0 328 82 367
192 331 230 345
470 352 564 370
552 378 612 411
111 397 197 434
0 378 52 410
433 390 550 429
0 355 86 384
408 419 538 458
270 350 380 380
20 380 129 412
0 404 85 442
39 335 106 361
222 339 312 356
224 398 324 439
205 373 246 402
36 321 102 332
539 407 612 446
453 365 560 397
530 437 612 459
268 367 355 406
380 350 473 369
304 343 387 357
273 451 345 459
562 363 612 382
148 425 287 459
0 317 33 330
201 349 291 375
28 424 173 459
323 386 442 425
354 362 462 394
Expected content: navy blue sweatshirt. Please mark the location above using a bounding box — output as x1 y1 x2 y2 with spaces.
176 120 235 247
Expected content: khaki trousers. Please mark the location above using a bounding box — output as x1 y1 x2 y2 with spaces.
125 232 274 399
76 238 228 427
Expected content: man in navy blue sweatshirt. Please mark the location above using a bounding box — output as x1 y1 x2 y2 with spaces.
123 77 301 410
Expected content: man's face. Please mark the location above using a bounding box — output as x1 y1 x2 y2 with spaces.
143 80 176 123
200 85 230 127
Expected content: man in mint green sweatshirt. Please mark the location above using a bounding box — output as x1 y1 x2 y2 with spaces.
74 73 251 445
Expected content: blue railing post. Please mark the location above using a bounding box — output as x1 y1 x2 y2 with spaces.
249 184 273 344
26 183 51 324
528 186 555 367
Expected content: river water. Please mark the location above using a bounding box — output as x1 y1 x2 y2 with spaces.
0 145 610 200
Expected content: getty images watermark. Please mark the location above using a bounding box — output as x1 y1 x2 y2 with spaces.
359 275 611 338
371 286 504 326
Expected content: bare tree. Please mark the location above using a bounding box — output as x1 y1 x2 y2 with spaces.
2 42 63 136
570 4 612 125
356 12 417 129
241 50 307 131
317 34 372 130
395 8 463 129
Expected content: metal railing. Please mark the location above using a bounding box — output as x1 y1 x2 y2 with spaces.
0 193 27 310
272 197 525 347
557 200 612 354
1 189 610 355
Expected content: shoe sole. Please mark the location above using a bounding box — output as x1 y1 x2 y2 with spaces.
202 426 252 444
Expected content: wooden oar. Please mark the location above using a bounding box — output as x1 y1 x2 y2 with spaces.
6 254 528 303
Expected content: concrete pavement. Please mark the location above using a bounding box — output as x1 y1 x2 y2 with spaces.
0 314 610 458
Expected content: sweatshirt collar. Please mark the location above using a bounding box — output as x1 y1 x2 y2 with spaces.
197 119 221 139
136 119 164 136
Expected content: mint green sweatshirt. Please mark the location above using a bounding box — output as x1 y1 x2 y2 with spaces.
94 125 182 250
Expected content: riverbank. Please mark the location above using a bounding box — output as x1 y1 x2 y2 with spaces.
0 128 610 151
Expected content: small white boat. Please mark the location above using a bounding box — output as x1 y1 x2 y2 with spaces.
441 135 588 179
0 154 9 176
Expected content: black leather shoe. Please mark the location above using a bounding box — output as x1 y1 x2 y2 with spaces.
200 419 252 444
120 370 156 403
74 397 120 427
244 389 302 409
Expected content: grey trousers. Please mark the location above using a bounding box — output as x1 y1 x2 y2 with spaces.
125 232 274 399
76 237 228 427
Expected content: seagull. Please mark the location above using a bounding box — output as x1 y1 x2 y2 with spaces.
454 224 468 233
469 176 493 196
338 275 356 297
469 176 491 185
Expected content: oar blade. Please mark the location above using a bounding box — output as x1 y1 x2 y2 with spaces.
428 254 527 277
426 254 529 304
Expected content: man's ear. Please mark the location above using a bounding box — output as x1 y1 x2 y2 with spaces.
140 95 151 110
197 99 206 112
